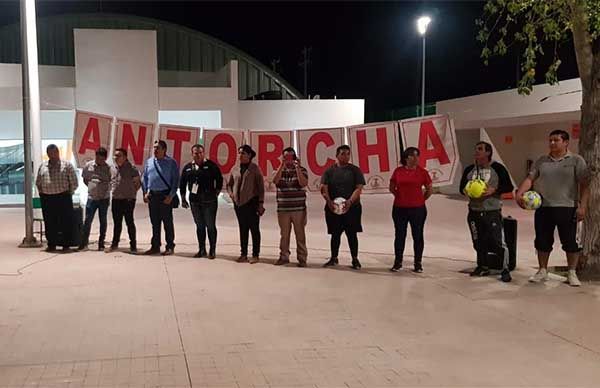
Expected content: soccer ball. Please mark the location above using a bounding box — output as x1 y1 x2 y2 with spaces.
465 179 487 199
521 190 542 210
333 197 347 215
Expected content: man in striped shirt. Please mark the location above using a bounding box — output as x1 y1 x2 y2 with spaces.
273 147 309 267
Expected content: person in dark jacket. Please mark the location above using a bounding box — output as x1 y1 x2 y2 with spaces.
459 141 514 282
180 144 223 259
226 145 265 264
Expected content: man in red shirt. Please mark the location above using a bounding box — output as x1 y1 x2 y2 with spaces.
388 147 433 272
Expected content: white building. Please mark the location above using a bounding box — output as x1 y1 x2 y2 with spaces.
0 14 364 205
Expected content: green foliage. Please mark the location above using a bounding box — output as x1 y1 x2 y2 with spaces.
477 0 599 95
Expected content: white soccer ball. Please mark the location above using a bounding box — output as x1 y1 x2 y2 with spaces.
522 190 542 210
333 197 346 215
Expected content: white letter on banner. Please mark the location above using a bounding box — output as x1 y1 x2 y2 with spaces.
72 110 113 168
249 130 293 192
399 114 458 186
115 119 155 171
203 129 245 188
158 124 200 171
347 121 400 193
297 127 344 192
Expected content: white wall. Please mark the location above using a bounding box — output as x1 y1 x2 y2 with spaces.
437 78 582 130
238 99 365 130
74 29 159 123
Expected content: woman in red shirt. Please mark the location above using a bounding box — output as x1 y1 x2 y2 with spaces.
389 147 433 272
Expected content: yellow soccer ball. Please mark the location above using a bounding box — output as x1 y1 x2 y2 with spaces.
465 179 487 199
522 190 542 210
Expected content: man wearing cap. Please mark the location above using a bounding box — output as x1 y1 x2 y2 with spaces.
226 145 265 264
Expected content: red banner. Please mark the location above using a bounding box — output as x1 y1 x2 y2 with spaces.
297 127 344 192
203 129 245 186
114 118 155 171
399 114 458 186
348 122 400 193
72 110 113 168
249 130 293 191
159 124 200 171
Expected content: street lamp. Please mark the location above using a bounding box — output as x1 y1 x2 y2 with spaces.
417 16 431 117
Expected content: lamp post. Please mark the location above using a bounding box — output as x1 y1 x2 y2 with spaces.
19 0 42 248
417 16 431 117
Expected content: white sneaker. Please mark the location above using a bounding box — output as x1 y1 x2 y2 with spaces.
567 270 581 287
529 269 549 283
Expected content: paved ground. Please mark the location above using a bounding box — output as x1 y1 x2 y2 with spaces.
1 193 599 388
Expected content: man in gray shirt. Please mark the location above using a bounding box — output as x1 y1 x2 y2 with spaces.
516 129 590 286
79 147 111 251
105 148 141 254
459 141 514 281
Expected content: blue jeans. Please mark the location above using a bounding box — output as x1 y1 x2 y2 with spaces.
81 198 109 246
190 201 218 253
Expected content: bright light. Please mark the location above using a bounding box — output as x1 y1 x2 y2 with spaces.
417 16 432 36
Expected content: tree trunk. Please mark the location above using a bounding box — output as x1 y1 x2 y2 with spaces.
578 37 600 279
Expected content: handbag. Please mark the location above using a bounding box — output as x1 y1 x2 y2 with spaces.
153 159 180 208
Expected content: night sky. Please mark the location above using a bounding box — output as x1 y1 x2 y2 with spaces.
0 1 580 121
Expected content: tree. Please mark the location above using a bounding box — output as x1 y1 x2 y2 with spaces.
477 0 600 276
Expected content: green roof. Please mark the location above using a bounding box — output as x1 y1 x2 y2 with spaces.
0 13 302 100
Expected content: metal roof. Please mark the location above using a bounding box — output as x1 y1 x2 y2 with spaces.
0 13 302 100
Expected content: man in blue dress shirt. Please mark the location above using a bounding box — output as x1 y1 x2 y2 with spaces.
142 140 180 255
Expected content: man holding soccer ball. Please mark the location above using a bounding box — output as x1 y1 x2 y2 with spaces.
460 141 514 281
320 145 366 270
515 130 590 286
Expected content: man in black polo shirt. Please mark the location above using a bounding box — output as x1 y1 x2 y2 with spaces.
180 144 223 259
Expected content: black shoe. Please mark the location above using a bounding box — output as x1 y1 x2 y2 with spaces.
62 247 73 253
351 258 362 270
323 257 338 267
130 244 137 254
77 244 89 252
144 247 161 255
297 261 307 268
104 245 118 253
501 269 512 282
412 266 423 273
470 266 490 276
162 248 174 256
208 251 216 260
45 246 57 253
390 262 402 272
193 250 205 258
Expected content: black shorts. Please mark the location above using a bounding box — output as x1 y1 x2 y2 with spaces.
325 203 363 234
534 207 579 253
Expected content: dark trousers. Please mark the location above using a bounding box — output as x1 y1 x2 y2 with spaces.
392 206 427 267
190 201 218 253
331 230 359 259
534 207 579 253
148 191 175 250
467 209 507 270
81 198 109 246
40 192 73 248
111 198 137 248
234 199 260 257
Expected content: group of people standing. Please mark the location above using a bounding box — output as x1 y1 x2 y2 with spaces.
35 129 590 285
